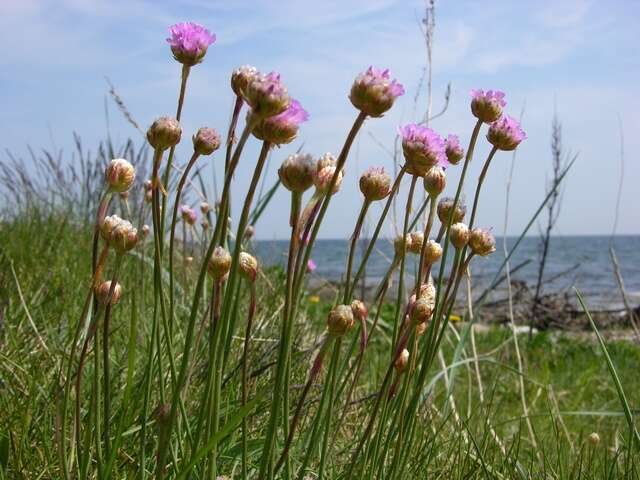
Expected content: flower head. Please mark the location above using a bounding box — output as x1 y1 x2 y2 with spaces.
105 158 135 193
423 166 446 197
408 231 424 254
239 252 258 282
394 349 410 373
437 197 466 224
250 99 309 145
207 246 231 281
445 134 464 165
327 305 355 337
147 117 182 151
100 215 124 243
470 89 506 123
359 166 391 202
244 71 290 118
279 153 316 193
469 228 496 256
399 124 447 176
167 22 215 66
487 115 526 151
313 154 342 194
306 259 317 273
394 234 411 258
244 225 255 239
200 202 210 214
449 222 470 249
231 65 258 97
424 240 443 263
350 300 367 321
350 66 404 117
111 220 139 254
193 127 221 155
95 281 122 306
180 205 197 226
411 296 433 325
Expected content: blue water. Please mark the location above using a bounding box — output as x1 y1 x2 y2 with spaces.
253 236 640 308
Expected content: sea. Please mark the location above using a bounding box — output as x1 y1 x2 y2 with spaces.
252 236 640 310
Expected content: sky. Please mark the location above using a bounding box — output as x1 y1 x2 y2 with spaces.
1 0 639 239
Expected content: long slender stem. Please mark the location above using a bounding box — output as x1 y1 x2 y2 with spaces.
241 282 257 479
343 200 370 303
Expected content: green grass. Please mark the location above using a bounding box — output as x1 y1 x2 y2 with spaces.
0 212 638 478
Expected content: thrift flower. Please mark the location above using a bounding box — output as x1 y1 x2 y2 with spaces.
105 158 135 193
487 115 527 151
437 197 466 224
445 134 464 165
231 65 258 97
279 153 315 193
306 259 317 273
96 281 122 306
327 305 355 336
424 240 443 263
394 349 410 373
111 220 139 254
244 71 290 118
449 222 470 249
147 117 182 151
167 22 215 66
250 99 309 145
239 252 258 282
470 89 506 123
399 123 447 176
350 66 405 117
193 127 221 155
359 167 392 202
469 228 496 256
208 246 232 281
180 205 197 226
423 166 446 197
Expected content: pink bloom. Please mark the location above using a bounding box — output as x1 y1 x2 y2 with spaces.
399 123 447 176
306 259 317 273
167 22 215 66
487 115 527 151
350 66 405 117
251 99 309 145
445 134 464 165
470 89 506 123
180 205 197 225
244 71 290 118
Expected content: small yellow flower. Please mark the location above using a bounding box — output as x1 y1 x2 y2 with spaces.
449 314 461 322
309 295 320 304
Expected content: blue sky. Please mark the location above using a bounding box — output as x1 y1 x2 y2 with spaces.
2 0 639 238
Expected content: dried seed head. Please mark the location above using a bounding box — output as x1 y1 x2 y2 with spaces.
394 349 410 373
95 280 122 306
437 197 466 224
111 220 139 254
469 228 496 256
327 304 355 337
231 65 259 97
450 222 470 249
207 246 232 281
359 167 391 202
147 116 182 151
239 252 258 282
193 127 221 155
424 240 443 263
105 158 135 193
408 231 424 254
278 153 315 193
411 296 433 325
423 166 446 197
350 299 367 321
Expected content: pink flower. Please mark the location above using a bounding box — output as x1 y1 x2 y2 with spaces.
350 66 405 117
306 259 317 273
180 205 197 225
167 22 215 66
399 123 447 176
445 134 464 165
251 99 309 145
487 115 526 151
244 71 291 118
470 89 506 123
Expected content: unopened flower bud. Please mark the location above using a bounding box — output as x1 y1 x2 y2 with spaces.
95 280 121 306
411 296 433 325
145 189 153 203
180 205 197 226
450 222 470 249
408 231 424 254
445 134 464 165
239 252 258 282
394 234 411 258
437 197 466 224
316 152 337 171
359 167 391 202
105 158 135 193
244 225 255 239
111 220 139 254
100 215 123 243
314 166 343 194
351 299 367 321
193 127 221 155
588 432 600 446
424 240 442 263
231 65 258 97
207 246 232 281
423 166 446 197
244 72 290 118
470 89 506 124
142 224 150 237
278 153 315 193
327 305 355 336
200 202 210 214
350 66 405 117
394 349 410 373
469 228 496 256
147 117 182 151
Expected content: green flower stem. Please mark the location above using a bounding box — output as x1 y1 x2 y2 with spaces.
414 194 437 291
241 281 257 480
317 338 342 480
343 200 371 303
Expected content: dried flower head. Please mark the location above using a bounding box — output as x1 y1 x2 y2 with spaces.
408 231 424 254
411 296 433 325
445 134 464 165
450 222 470 249
487 115 527 151
231 65 258 97
394 349 410 373
193 127 221 155
424 239 443 263
250 99 309 145
95 280 122 306
279 153 315 193
208 246 232 281
166 22 215 66
469 228 496 256
350 299 368 321
394 234 411 258
437 197 467 224
359 167 391 202
327 304 355 336
423 166 446 197
147 116 182 151
399 124 448 176
349 66 405 117
105 158 135 193
180 205 197 226
111 220 139 254
470 89 506 123
239 252 258 282
244 71 290 118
